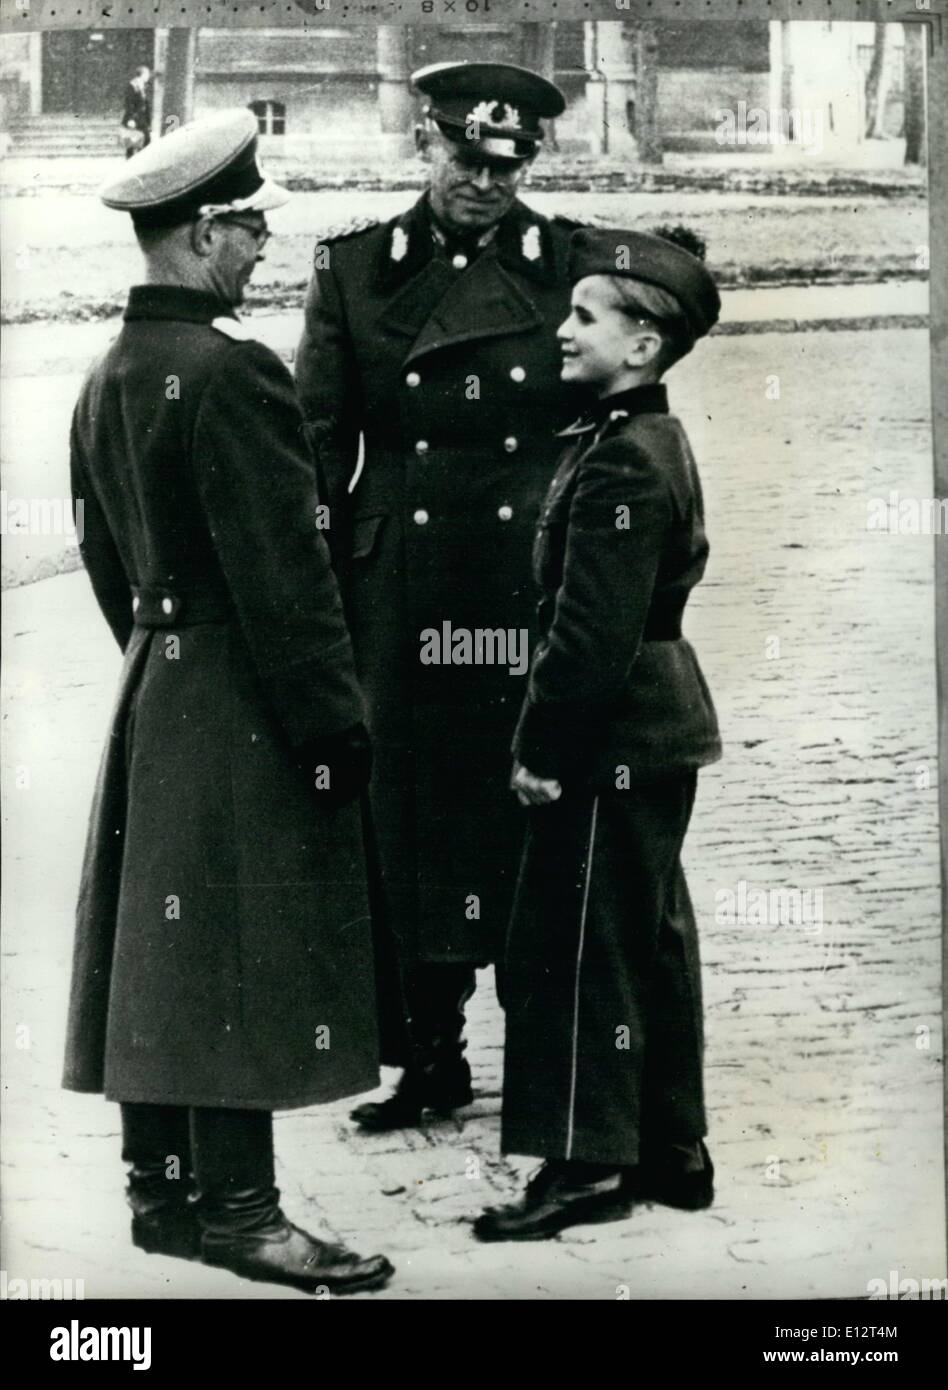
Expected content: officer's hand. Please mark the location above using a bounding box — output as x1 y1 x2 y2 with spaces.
511 761 562 807
297 723 372 810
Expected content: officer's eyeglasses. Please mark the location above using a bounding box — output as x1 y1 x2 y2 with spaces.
452 155 522 186
218 216 271 249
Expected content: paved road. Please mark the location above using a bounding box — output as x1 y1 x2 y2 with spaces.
1 326 944 1299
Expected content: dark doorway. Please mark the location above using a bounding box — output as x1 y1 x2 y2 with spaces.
42 30 154 116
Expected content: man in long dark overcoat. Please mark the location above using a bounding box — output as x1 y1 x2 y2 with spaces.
63 110 392 1295
120 65 152 157
295 62 580 1129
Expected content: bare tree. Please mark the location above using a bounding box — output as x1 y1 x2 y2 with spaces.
864 23 894 139
902 24 926 166
632 21 662 166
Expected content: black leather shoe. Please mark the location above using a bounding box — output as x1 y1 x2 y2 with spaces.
627 1140 715 1211
131 1207 201 1260
473 1162 633 1242
350 1057 473 1132
201 1218 394 1295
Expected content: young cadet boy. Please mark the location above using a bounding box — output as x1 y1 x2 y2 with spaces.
475 228 723 1242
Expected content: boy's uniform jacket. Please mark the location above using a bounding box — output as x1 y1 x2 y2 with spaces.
514 381 722 786
502 381 721 1165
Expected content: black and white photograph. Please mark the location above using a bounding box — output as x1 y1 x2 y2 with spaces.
1 0 946 1323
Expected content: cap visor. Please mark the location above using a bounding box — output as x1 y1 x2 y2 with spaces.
239 175 291 213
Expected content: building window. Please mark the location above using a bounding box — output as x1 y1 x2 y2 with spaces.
250 100 286 136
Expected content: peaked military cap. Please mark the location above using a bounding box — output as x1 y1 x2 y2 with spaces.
100 109 290 229
569 227 721 343
412 61 565 165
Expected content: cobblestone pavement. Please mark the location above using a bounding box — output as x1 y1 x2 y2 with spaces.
1 326 944 1300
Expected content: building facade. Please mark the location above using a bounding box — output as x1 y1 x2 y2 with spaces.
0 21 905 164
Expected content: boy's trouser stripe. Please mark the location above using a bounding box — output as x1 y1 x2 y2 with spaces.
565 795 600 1160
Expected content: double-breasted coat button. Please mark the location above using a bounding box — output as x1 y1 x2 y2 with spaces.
504 436 519 453
161 597 173 615
452 253 468 270
415 440 429 455
406 371 421 388
498 505 513 521
413 509 430 525
510 366 526 383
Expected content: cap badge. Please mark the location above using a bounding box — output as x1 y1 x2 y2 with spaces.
391 226 409 262
467 100 522 132
522 225 542 262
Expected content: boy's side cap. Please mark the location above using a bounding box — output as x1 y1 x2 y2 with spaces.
100 109 290 229
569 227 721 341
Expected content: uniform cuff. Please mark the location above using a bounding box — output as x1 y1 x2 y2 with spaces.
513 698 603 783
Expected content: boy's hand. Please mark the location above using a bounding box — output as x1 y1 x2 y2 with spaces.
511 761 562 807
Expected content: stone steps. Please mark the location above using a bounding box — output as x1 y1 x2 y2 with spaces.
6 117 122 159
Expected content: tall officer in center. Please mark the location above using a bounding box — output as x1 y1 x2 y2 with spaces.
296 61 579 1129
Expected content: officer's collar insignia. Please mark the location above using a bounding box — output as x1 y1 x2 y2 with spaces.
467 99 522 131
495 203 557 285
378 195 557 291
390 226 409 262
521 225 542 262
608 409 629 422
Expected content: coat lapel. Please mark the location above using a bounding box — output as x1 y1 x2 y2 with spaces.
403 248 544 366
374 196 555 363
377 258 458 341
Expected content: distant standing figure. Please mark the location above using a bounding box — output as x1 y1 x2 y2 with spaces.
121 65 152 158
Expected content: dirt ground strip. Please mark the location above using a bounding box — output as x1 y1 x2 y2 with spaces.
1 187 930 323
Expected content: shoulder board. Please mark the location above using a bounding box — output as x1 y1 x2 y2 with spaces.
553 213 608 235
315 216 381 248
210 316 252 342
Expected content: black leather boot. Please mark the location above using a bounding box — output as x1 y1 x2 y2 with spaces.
473 1161 633 1242
351 964 476 1131
350 1048 473 1131
128 1164 201 1260
200 1188 394 1295
122 1102 199 1260
192 1106 394 1295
